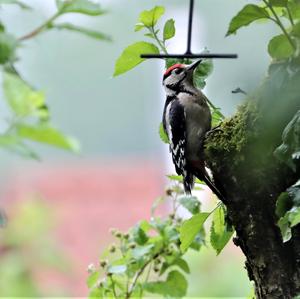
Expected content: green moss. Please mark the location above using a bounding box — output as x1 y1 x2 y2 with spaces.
205 99 260 168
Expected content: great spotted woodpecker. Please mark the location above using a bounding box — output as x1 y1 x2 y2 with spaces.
162 59 224 200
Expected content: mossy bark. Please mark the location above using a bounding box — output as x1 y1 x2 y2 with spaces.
204 62 300 299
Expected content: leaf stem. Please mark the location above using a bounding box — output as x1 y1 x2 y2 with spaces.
125 251 162 299
286 5 294 26
18 12 60 41
149 26 168 54
109 275 118 299
263 0 296 50
207 99 225 119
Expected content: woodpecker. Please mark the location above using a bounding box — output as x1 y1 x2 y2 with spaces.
162 59 224 199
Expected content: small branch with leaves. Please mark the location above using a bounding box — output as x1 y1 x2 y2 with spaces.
0 0 111 159
87 179 233 299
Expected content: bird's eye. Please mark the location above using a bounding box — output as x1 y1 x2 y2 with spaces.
174 68 183 74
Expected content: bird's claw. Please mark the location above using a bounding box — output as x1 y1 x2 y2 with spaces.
205 125 223 139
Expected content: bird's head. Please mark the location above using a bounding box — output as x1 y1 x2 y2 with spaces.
162 59 202 91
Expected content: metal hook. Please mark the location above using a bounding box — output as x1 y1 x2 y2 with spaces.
140 0 237 60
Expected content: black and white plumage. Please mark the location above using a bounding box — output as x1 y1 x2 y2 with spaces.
163 98 193 193
162 60 224 199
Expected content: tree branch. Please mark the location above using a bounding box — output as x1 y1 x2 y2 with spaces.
18 12 60 41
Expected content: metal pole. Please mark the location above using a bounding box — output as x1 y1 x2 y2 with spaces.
186 0 194 54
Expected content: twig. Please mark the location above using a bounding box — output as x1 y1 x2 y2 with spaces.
149 26 168 54
125 252 162 299
18 12 60 41
109 275 118 299
263 0 296 50
286 5 294 26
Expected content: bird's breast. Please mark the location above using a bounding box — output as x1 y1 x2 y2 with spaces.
178 94 211 161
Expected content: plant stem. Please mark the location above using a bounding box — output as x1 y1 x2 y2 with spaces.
109 275 118 299
286 5 294 26
207 99 225 119
125 252 161 299
149 27 168 54
18 12 60 41
263 0 296 50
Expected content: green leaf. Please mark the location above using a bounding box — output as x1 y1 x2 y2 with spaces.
88 287 103 299
167 174 183 182
57 0 105 16
269 0 287 7
276 192 291 218
134 24 145 32
285 2 300 20
210 205 234 255
139 6 165 27
268 34 294 60
52 23 111 41
179 196 200 215
193 58 213 89
132 224 148 245
159 122 169 144
274 110 300 171
276 181 300 242
114 42 159 76
288 206 300 227
173 258 190 274
180 212 210 252
291 22 300 38
144 270 187 298
131 244 153 260
107 265 127 274
278 214 291 242
16 124 80 153
189 229 206 251
3 72 47 118
139 220 151 232
87 271 100 288
0 32 18 64
0 134 39 160
212 107 224 127
160 257 190 276
163 19 175 41
0 0 31 9
226 4 270 36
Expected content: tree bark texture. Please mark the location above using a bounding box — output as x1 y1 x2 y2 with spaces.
205 62 300 299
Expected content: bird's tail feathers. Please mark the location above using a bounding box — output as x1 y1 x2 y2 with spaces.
183 172 194 195
194 168 225 202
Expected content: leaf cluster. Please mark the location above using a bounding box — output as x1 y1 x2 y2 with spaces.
226 0 300 61
113 5 213 92
276 181 300 242
87 178 234 299
274 110 300 241
0 0 110 158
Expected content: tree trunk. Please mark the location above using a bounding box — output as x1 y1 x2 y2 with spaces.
205 61 300 299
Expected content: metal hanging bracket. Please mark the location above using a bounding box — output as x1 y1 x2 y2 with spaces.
140 0 237 60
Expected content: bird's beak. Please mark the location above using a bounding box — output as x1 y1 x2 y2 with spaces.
186 59 202 72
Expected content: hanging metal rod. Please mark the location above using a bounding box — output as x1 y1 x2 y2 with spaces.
141 53 238 59
141 0 238 60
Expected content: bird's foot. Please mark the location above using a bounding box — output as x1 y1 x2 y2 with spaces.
205 125 223 139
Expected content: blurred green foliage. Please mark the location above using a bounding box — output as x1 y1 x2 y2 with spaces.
0 0 110 159
87 178 234 298
0 197 70 296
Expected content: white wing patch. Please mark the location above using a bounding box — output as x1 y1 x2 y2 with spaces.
165 101 187 177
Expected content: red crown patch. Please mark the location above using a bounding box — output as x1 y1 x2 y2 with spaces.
164 63 184 77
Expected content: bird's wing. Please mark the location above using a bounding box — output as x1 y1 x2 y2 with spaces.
165 100 187 176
